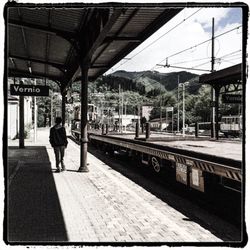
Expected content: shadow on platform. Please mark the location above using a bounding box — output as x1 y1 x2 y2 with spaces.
6 146 68 243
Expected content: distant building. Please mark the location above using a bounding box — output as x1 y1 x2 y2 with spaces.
113 114 140 128
149 118 168 130
141 105 153 121
8 96 19 139
8 95 33 139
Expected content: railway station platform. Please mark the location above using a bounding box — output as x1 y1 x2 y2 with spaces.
6 128 241 244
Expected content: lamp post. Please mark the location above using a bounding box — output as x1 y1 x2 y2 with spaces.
34 79 37 142
177 75 180 133
181 82 188 137
182 82 185 137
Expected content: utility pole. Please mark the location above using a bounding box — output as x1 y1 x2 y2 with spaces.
124 99 127 132
121 88 124 133
182 82 186 137
211 17 215 138
19 79 25 148
34 79 37 142
172 110 173 133
118 83 121 132
160 85 162 131
166 108 168 132
177 75 180 133
51 90 53 126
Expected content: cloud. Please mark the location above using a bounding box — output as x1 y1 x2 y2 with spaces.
106 7 242 75
193 8 231 30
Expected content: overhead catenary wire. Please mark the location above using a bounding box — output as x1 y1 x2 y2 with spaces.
110 8 202 72
119 24 242 81
163 25 242 61
219 49 241 58
219 57 242 64
168 56 211 66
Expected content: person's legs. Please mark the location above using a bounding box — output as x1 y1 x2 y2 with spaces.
54 147 60 171
60 146 66 171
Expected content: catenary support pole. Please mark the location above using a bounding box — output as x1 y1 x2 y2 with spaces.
19 79 25 148
78 62 90 172
182 83 185 137
34 79 37 142
106 124 109 135
145 122 150 139
102 124 105 135
177 75 180 133
215 86 220 140
135 122 139 138
51 90 53 126
211 17 215 138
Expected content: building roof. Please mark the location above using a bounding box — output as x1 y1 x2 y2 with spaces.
6 3 182 93
149 118 167 123
199 63 242 85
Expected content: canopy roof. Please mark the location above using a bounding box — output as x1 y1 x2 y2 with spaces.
6 3 182 92
199 63 242 85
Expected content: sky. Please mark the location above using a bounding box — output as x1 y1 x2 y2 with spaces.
105 7 243 75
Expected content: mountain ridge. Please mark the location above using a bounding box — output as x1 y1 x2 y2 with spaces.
103 70 200 94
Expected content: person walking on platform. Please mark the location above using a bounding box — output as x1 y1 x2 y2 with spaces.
49 117 68 172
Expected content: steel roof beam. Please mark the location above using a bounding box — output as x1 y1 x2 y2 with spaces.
9 55 67 73
62 8 123 91
8 19 75 43
64 9 91 68
8 69 62 82
103 36 141 43
91 65 109 69
91 8 139 65
199 63 242 84
45 9 52 78
92 8 182 78
84 8 124 63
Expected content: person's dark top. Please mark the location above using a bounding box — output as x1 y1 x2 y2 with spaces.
49 124 68 148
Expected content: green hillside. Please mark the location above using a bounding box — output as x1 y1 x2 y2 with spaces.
107 70 200 94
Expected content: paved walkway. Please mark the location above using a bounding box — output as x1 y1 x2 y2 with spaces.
6 128 240 243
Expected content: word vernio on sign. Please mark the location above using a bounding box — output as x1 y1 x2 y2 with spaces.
10 84 50 96
222 94 242 104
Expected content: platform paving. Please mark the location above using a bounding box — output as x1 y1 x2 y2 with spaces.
6 128 240 244
108 132 242 161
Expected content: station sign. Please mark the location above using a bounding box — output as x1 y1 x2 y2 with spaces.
166 107 174 112
176 162 188 185
10 84 50 96
222 94 242 104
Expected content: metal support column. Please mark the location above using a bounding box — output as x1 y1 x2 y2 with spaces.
145 122 150 139
177 75 180 133
78 62 90 172
211 18 215 138
195 122 199 138
135 122 139 138
19 80 25 148
102 124 105 135
182 83 185 137
61 92 66 126
215 86 220 140
106 124 109 135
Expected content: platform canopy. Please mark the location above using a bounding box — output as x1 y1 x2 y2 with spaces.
7 3 183 92
199 63 242 85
